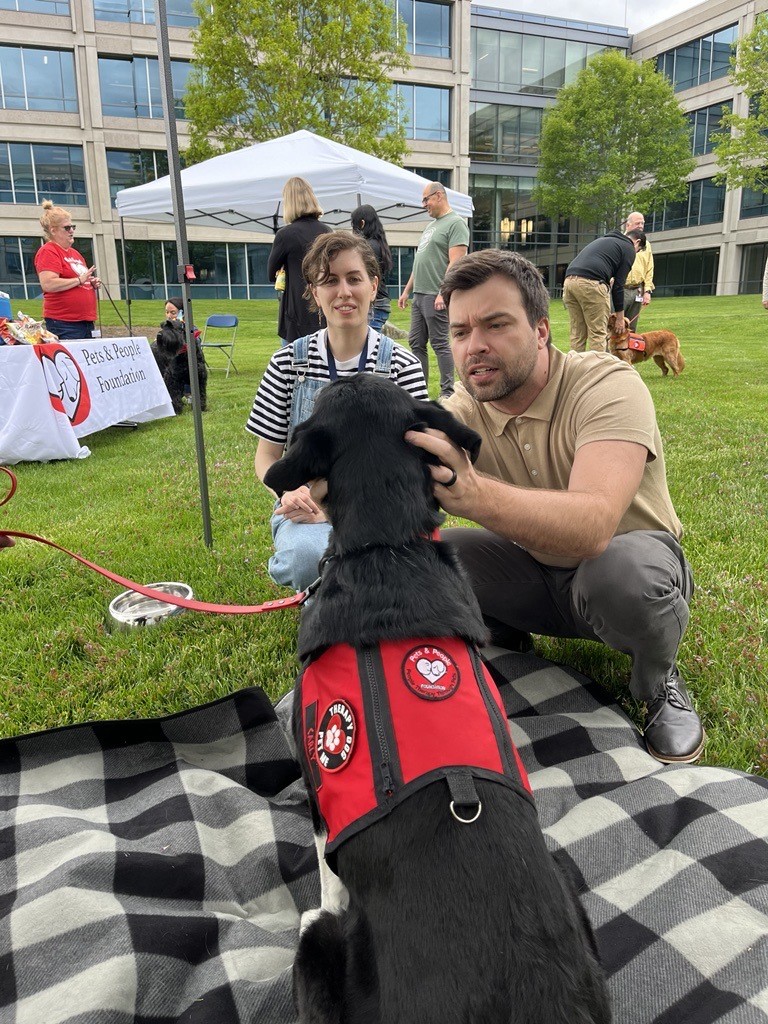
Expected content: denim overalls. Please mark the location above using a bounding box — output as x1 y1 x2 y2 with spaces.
268 330 395 591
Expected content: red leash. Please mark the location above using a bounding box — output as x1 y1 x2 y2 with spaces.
0 467 312 614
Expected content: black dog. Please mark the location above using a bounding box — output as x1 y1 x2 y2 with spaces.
264 375 611 1024
151 319 208 414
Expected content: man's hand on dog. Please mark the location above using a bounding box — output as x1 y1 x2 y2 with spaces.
405 428 477 513
276 485 328 524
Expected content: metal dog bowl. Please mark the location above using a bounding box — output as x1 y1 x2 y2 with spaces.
108 582 194 630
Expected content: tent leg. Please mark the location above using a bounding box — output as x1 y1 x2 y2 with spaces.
119 217 132 338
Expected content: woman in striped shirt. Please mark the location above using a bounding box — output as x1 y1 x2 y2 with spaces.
247 231 428 592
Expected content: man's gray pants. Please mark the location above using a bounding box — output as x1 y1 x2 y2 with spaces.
444 528 693 702
409 292 455 396
623 287 643 330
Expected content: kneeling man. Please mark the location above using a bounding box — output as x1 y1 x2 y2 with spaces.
406 249 703 764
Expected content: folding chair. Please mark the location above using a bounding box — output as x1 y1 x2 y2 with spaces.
201 314 238 378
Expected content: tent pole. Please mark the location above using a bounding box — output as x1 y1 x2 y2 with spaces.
154 0 213 548
118 215 132 337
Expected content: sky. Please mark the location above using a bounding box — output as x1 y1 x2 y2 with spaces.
473 0 703 34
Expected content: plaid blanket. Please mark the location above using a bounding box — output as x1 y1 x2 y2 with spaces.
1 649 766 1023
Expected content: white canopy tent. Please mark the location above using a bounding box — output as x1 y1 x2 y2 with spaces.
114 129 473 230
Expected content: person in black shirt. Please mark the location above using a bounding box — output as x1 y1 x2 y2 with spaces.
350 204 393 331
268 178 332 345
563 228 645 352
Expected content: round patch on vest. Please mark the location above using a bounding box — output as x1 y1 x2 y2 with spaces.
402 645 460 700
317 700 356 772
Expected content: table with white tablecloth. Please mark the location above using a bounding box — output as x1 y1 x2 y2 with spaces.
0 337 174 464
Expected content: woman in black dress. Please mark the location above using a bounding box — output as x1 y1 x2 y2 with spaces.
268 177 331 344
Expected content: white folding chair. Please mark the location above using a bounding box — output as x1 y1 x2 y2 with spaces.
201 314 238 378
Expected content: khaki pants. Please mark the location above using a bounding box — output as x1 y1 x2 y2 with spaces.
563 276 610 352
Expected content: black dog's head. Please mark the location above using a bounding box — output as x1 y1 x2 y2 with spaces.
155 319 185 357
264 376 481 554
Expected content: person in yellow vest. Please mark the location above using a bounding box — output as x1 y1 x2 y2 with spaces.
622 211 654 331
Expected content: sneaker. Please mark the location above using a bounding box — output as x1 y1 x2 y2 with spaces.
643 667 705 764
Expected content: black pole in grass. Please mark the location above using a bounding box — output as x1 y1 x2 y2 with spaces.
154 0 213 547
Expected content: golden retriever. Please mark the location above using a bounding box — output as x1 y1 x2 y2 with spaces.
607 312 685 376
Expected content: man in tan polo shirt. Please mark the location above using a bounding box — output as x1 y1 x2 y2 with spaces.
405 248 704 765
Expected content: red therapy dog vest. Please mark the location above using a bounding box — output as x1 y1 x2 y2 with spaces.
300 638 533 852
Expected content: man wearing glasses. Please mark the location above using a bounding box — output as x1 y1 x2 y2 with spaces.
398 182 469 398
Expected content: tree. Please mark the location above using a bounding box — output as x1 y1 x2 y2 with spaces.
713 13 768 194
185 0 410 165
533 50 695 228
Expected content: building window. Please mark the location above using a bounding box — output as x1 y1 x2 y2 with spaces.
739 242 768 294
404 166 452 188
1 234 93 299
471 28 606 95
647 177 725 231
657 25 737 92
98 56 191 119
740 185 768 219
0 46 77 113
0 0 69 13
469 172 551 251
653 248 719 297
0 143 86 206
687 101 732 155
94 0 199 26
106 149 171 205
116 240 421 300
396 0 451 59
393 83 451 141
469 102 542 164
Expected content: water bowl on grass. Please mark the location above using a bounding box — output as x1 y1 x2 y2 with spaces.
108 582 194 630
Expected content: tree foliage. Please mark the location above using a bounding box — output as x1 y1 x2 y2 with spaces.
713 13 768 194
533 50 695 227
185 0 410 165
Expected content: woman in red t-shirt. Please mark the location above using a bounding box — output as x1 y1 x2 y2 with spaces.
34 200 101 341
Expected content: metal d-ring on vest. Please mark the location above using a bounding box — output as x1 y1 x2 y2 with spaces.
450 800 483 823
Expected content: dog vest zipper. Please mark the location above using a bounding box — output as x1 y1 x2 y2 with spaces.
300 638 533 853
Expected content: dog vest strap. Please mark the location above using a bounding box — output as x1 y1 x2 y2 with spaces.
446 771 480 814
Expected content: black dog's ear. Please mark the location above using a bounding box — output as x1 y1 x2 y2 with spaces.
409 402 482 464
263 423 334 496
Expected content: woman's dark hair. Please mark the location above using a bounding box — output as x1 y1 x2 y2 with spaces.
166 296 183 313
350 204 393 281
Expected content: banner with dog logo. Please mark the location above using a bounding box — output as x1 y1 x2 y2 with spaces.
0 338 173 464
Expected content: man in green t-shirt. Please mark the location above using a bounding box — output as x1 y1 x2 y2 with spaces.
398 182 469 398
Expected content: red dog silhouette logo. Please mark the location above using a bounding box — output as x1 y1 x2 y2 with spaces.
35 343 91 426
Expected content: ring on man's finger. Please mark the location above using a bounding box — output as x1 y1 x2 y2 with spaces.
443 469 458 488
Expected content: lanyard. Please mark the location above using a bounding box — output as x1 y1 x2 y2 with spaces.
326 333 369 382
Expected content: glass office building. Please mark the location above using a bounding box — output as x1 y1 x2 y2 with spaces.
1 0 766 299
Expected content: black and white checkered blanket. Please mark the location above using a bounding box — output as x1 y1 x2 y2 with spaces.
1 649 766 1023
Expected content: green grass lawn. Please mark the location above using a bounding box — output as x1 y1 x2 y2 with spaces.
2 293 766 775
